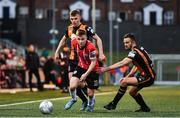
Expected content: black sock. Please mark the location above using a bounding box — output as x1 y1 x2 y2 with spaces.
81 85 88 96
76 87 87 102
131 93 149 109
112 86 127 106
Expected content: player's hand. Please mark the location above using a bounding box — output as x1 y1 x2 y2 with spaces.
97 67 107 74
80 74 87 82
99 54 106 62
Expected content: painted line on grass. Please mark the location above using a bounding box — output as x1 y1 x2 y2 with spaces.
0 91 116 108
0 85 173 108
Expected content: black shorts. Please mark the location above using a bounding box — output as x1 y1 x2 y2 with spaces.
68 60 78 72
136 74 155 89
72 66 99 89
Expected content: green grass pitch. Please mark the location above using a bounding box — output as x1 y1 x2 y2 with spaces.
0 85 180 117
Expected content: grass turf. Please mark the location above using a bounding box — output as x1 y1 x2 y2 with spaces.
0 85 180 117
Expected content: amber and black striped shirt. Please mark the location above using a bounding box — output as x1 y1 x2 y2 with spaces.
128 46 156 78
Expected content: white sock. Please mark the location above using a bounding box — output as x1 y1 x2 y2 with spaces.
88 95 95 107
70 89 77 101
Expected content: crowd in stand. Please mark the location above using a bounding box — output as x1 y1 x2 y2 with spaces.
0 44 26 88
0 43 70 92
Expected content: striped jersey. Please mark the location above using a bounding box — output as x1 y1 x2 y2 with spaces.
128 46 156 78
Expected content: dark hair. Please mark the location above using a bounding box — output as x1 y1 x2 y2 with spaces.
123 33 136 42
76 29 87 36
70 9 80 16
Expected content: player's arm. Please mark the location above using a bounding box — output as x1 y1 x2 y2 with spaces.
102 57 132 72
92 34 106 61
87 26 105 61
80 59 96 82
54 35 67 59
125 66 137 78
80 48 97 82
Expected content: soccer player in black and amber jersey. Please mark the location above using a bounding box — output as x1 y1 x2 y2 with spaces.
54 10 105 111
99 33 156 112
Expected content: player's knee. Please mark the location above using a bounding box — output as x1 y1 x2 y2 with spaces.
87 90 94 97
120 78 127 86
70 77 79 87
79 82 85 88
69 86 76 91
129 91 135 97
119 78 124 84
129 90 138 97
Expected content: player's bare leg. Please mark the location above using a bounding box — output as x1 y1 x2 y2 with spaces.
68 72 88 111
86 88 95 112
64 77 79 110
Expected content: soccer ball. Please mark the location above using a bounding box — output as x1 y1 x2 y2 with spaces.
39 100 53 114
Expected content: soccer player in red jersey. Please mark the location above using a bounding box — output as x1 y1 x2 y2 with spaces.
99 33 156 112
64 29 99 112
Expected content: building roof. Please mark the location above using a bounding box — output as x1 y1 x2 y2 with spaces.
0 0 16 3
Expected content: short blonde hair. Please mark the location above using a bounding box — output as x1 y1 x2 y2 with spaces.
76 29 87 36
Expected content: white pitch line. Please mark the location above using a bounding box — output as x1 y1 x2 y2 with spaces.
0 91 116 108
0 86 169 108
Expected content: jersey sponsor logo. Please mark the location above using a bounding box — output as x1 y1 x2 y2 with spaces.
128 51 135 58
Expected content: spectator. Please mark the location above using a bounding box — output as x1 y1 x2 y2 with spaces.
25 44 43 92
43 56 59 88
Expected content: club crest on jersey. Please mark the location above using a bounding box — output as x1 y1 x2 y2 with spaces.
87 27 94 34
73 70 77 74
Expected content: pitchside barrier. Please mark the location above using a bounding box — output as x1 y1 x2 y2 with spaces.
151 54 180 85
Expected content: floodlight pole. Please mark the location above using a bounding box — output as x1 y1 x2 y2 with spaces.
116 17 122 60
109 0 113 65
92 0 96 44
116 22 119 60
52 0 56 53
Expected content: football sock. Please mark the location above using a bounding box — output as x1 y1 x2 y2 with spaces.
82 85 88 96
70 89 77 101
76 87 87 102
88 95 95 107
112 86 127 106
131 93 148 108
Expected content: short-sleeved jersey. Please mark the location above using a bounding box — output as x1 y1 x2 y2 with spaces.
128 46 156 78
65 23 96 61
71 39 99 71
